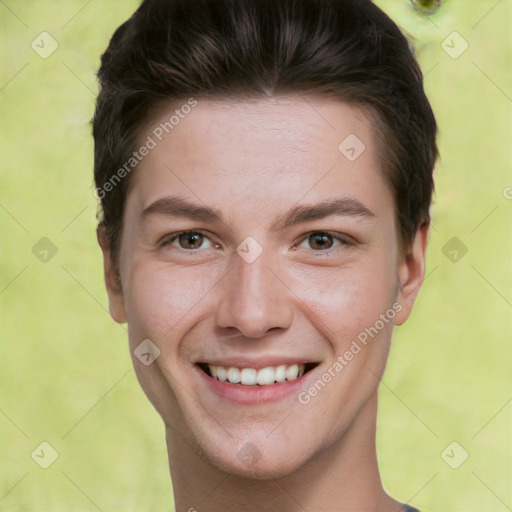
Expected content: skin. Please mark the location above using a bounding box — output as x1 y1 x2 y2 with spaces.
98 95 428 512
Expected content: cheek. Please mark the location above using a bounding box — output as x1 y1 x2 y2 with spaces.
290 254 397 346
123 261 215 346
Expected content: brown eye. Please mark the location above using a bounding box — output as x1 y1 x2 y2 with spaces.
177 231 204 249
161 230 217 251
308 232 335 251
295 231 354 255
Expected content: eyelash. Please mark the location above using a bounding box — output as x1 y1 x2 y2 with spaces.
159 229 354 255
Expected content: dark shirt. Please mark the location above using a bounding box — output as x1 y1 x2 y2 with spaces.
402 505 420 512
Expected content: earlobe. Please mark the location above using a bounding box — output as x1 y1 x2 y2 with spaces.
97 226 127 324
394 223 429 326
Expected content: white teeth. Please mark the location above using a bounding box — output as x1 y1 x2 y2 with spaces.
240 368 258 385
275 365 287 382
206 363 307 385
227 367 241 383
257 367 275 386
216 366 227 382
286 364 299 381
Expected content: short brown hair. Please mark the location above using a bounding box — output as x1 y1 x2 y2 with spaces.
93 0 438 275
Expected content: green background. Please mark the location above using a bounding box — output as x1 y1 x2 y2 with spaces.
1 1 511 510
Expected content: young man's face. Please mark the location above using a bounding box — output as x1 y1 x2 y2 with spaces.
100 95 427 479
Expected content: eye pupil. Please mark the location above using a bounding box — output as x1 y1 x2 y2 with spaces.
180 232 203 249
309 232 333 250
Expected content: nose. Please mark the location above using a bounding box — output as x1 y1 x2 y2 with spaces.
214 248 295 339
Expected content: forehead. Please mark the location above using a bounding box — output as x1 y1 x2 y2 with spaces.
127 95 393 222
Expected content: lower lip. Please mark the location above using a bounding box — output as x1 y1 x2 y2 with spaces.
196 366 313 405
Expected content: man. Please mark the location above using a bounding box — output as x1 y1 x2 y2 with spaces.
93 0 437 510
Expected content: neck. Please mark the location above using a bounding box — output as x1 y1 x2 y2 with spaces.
167 393 402 512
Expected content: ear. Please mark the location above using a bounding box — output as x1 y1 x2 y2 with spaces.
97 226 127 323
394 222 429 326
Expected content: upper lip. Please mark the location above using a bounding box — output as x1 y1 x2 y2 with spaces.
196 357 320 369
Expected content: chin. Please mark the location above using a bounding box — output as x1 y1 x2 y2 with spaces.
199 437 314 481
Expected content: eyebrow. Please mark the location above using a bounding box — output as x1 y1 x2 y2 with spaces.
141 194 375 231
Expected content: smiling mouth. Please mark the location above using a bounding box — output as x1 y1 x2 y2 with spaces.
197 362 319 386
